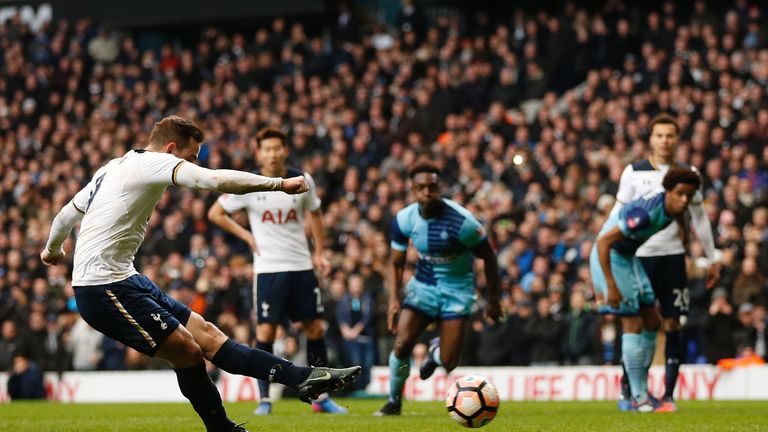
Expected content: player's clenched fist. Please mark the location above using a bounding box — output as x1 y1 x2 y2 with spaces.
281 176 308 194
40 248 65 266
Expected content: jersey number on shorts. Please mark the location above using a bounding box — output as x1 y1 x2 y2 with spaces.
314 287 324 313
673 287 690 312
86 173 106 212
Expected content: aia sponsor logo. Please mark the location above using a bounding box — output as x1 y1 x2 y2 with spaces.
261 209 298 224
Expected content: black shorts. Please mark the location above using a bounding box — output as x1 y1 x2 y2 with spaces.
255 270 323 324
639 254 689 318
74 274 191 356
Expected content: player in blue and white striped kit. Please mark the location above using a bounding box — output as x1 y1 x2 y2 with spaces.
375 161 501 416
590 166 701 412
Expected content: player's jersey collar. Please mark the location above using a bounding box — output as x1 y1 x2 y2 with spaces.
417 199 446 221
648 156 671 172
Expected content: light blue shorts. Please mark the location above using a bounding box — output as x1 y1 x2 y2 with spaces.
403 279 476 320
589 247 655 315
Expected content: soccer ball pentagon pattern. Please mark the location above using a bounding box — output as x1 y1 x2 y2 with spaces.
445 375 500 428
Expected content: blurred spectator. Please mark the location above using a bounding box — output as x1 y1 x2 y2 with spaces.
334 2 359 43
336 274 375 391
508 299 534 366
704 288 739 364
99 337 127 370
7 351 45 400
561 290 597 365
474 312 514 366
599 314 621 365
87 27 119 64
274 328 302 365
323 277 346 367
733 302 755 352
41 314 69 373
731 257 766 306
67 316 103 371
751 305 768 360
397 0 426 40
0 320 21 371
19 312 52 369
524 297 563 366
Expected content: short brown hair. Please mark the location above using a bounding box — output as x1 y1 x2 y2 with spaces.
256 127 287 148
650 113 679 134
148 116 204 147
408 159 440 179
662 166 701 191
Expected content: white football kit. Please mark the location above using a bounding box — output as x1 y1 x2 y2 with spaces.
68 150 184 285
216 167 321 274
45 149 284 286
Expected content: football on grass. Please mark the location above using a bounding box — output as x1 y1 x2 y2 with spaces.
445 375 500 428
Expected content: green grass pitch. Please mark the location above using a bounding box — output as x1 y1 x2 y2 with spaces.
1 399 767 431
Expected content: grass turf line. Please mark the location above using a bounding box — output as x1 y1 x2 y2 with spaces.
0 400 767 431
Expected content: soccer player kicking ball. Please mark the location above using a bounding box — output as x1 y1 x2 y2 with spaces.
208 127 347 415
611 114 718 412
374 161 501 416
590 167 701 413
40 116 360 432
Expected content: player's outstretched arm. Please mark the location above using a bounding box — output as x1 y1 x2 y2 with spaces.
596 226 625 308
472 239 501 322
174 162 307 194
41 201 84 265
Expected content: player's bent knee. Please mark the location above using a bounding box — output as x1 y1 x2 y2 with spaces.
303 319 325 339
200 321 227 357
256 324 277 343
157 328 204 368
176 331 204 366
393 339 414 359
181 340 204 364
663 318 680 332
186 313 228 358
201 320 225 342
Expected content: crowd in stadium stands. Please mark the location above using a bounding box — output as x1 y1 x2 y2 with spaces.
0 0 767 383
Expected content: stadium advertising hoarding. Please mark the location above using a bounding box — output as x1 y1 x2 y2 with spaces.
368 366 743 402
2 365 767 403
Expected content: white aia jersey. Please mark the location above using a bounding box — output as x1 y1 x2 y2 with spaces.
72 149 187 285
615 159 703 257
217 167 321 273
